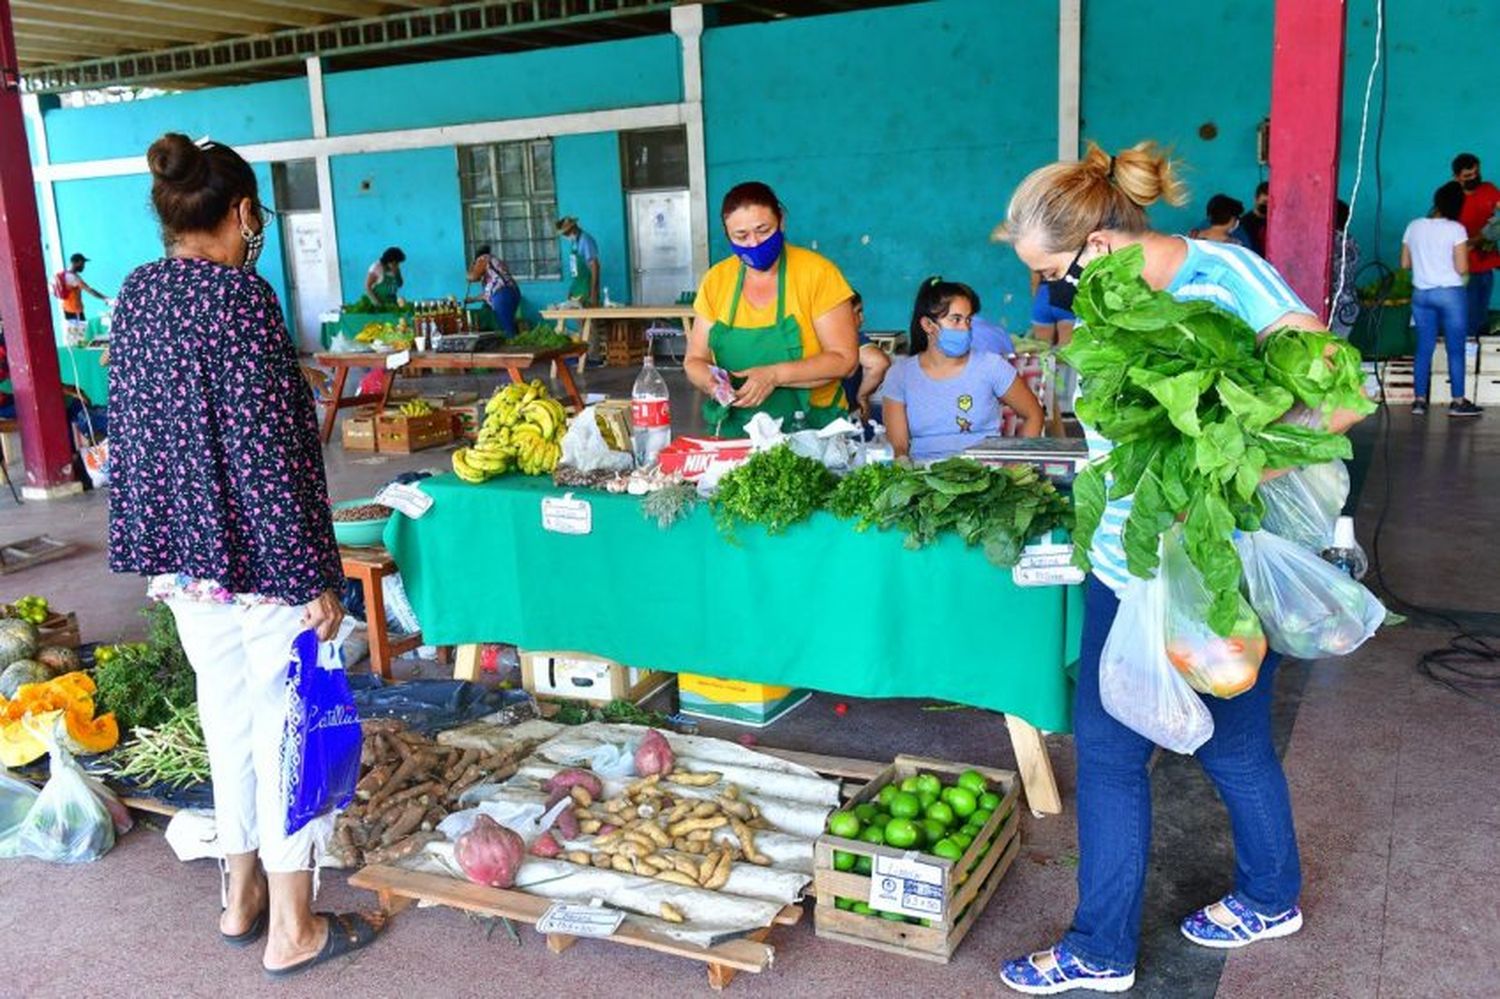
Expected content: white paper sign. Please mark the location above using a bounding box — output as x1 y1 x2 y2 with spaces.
870 852 946 920
541 494 592 535
536 903 624 938
385 349 411 370
1012 542 1085 587
374 482 434 519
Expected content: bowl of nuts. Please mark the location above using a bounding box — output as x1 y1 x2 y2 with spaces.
331 498 392 547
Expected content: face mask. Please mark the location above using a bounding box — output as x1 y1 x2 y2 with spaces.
1049 244 1088 312
241 225 264 271
732 229 784 271
936 327 972 357
1463 176 1481 191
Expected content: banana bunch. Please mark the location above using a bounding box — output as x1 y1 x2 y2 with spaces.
451 379 569 483
400 399 434 417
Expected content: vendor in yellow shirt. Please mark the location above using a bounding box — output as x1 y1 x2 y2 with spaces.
685 181 859 436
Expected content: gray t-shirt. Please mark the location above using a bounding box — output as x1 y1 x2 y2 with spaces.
883 351 1018 461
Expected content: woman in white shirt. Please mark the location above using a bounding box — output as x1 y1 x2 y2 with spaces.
1402 182 1481 417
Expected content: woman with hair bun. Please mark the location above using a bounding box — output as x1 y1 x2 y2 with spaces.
991 142 1366 995
108 133 384 976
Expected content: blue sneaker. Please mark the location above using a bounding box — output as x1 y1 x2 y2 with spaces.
1180 893 1303 949
999 944 1136 994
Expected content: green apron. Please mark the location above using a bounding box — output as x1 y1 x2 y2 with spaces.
371 268 402 306
567 241 592 301
702 256 846 437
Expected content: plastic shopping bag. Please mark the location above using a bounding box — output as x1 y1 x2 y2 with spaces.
1100 573 1215 755
0 768 40 859
15 720 116 863
1235 530 1387 659
280 628 362 836
1257 460 1349 551
1162 529 1268 698
559 405 634 473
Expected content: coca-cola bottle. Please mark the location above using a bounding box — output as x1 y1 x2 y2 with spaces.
630 356 671 467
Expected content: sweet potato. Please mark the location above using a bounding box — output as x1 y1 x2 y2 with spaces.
634 729 675 776
529 832 562 858
455 815 525 888
541 768 604 807
554 807 580 840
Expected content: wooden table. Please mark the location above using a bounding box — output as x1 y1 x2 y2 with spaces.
311 345 588 444
539 305 696 370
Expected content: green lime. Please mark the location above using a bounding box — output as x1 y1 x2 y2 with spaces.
924 800 954 827
854 803 879 824
915 773 942 796
867 812 890 829
970 807 993 827
942 786 977 818
979 791 1001 810
950 831 974 850
854 855 873 875
833 850 857 871
835 896 855 911
880 910 907 922
900 776 923 794
859 824 886 845
932 838 963 861
852 901 874 915
877 784 900 808
827 810 861 838
888 791 921 819
957 769 988 794
918 791 939 810
884 817 919 849
921 818 947 844
961 823 983 840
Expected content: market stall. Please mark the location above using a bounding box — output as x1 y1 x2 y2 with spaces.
539 304 695 368
1 344 108 406
321 305 498 349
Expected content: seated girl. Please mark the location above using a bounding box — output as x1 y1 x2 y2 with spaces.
883 277 1043 461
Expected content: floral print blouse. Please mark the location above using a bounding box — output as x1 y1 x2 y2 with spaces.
107 257 342 606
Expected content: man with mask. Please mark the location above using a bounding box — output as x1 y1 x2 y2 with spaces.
1453 153 1500 336
556 216 601 307
1238 181 1270 257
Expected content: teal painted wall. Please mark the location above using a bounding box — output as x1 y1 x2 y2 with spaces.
701 0 1057 335
323 36 681 134
44 79 312 164
549 131 629 310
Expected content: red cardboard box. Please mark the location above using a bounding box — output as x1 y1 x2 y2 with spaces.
655 436 753 479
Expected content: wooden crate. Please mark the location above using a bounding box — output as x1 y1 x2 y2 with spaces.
374 409 455 453
519 649 672 705
38 611 81 649
811 754 1022 963
605 340 649 367
342 407 379 451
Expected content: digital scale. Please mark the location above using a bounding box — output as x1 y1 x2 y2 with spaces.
433 333 506 353
961 435 1090 486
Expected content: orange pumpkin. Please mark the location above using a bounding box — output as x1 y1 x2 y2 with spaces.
63 707 119 755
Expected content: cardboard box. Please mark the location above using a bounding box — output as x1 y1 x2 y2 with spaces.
374 408 454 453
677 673 810 727
520 650 672 705
656 437 753 480
341 407 379 451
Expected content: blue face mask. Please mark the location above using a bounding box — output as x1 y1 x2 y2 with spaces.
937 327 972 357
731 229 784 271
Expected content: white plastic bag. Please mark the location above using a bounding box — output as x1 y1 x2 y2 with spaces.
1235 530 1387 659
15 722 116 863
1162 529 1267 699
0 768 40 859
1258 460 1349 551
1100 574 1215 754
560 405 633 473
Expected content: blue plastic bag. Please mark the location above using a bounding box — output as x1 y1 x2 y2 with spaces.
280 628 362 836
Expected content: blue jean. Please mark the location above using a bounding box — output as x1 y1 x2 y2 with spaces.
489 285 520 336
1062 577 1301 972
1411 285 1468 400
1466 268 1493 337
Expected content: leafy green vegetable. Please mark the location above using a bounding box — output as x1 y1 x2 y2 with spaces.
827 462 914 528
552 698 673 728
710 444 837 537
1063 244 1372 634
508 327 574 350
641 481 700 529
93 603 196 732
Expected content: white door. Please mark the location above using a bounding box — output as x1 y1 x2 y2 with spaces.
282 211 332 354
628 190 693 305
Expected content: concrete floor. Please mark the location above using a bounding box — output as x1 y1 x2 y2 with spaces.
2 368 1498 998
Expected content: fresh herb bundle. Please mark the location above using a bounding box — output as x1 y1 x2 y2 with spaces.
641 481 700 529
93 603 196 732
710 444 837 537
827 461 914 529
509 327 574 350
1064 244 1374 633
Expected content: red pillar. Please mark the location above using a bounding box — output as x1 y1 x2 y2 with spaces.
1267 0 1347 322
0 0 77 495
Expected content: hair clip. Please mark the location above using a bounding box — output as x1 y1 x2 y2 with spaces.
928 276 942 287
194 135 213 148
1106 155 1117 182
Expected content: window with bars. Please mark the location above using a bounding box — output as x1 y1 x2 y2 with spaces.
458 139 560 281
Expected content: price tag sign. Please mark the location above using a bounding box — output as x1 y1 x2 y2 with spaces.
541 494 593 535
536 903 624 938
385 349 411 370
374 482 434 519
1012 542 1085 587
870 852 946 920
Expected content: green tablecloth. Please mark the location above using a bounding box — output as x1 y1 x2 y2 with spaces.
320 306 498 348
1 345 109 405
385 475 1081 732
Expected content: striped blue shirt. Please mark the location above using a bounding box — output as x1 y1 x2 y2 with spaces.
1085 238 1311 591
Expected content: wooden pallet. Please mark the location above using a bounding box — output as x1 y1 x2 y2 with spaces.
0 535 78 575
349 864 801 990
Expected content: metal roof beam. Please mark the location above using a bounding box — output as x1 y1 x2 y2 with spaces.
12 0 279 35
13 13 225 45
67 0 333 30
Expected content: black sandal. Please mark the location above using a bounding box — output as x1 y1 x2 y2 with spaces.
221 907 269 948
263 912 382 979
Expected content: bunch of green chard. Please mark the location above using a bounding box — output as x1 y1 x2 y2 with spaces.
1064 244 1376 634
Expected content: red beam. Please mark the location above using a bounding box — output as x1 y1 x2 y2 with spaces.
0 0 76 495
1267 0 1347 322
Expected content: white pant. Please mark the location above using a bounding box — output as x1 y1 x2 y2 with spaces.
168 599 322 873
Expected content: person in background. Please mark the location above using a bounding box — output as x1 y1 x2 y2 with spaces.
364 247 405 308
1329 200 1361 338
883 277 1043 462
1189 194 1245 244
1451 152 1500 337
54 253 110 321
1402 181 1481 418
1239 181 1270 256
109 132 385 976
685 181 858 436
841 291 892 423
993 140 1368 995
0 341 10 418
1030 275 1077 416
970 301 1017 355
557 215 601 307
466 244 520 336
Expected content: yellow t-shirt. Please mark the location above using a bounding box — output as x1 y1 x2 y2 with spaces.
693 244 854 408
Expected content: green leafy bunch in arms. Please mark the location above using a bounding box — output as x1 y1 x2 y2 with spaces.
710 444 837 537
1063 244 1375 634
